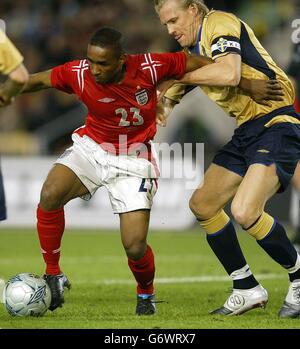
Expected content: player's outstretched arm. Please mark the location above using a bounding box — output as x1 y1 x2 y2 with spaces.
161 53 284 105
181 53 241 86
22 69 52 93
184 53 284 104
156 53 285 126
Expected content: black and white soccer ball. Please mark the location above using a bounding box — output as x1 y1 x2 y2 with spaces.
3 273 51 317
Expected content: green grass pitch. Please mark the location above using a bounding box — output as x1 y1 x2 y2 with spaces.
0 227 300 329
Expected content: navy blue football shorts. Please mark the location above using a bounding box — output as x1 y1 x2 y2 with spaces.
213 106 300 193
0 164 7 221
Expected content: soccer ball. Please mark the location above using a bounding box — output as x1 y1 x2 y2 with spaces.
3 273 52 317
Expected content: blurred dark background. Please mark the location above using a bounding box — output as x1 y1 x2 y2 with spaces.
0 0 298 225
0 0 297 156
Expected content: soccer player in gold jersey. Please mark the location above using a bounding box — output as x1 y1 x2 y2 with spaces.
0 28 29 221
154 0 300 318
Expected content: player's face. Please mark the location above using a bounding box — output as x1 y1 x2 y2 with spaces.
158 0 201 47
87 44 125 84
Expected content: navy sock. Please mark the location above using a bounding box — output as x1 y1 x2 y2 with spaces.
257 221 300 282
206 221 259 289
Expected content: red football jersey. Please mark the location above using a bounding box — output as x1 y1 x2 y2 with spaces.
51 52 186 154
295 97 300 113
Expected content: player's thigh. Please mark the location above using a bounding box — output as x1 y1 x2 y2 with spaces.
231 163 280 219
190 163 243 217
41 164 89 205
292 161 300 192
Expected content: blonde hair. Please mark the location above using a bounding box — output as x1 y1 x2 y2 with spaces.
154 0 209 16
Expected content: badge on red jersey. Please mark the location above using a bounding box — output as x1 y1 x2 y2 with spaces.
135 88 148 106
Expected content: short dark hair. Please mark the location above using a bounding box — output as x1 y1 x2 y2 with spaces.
90 27 124 58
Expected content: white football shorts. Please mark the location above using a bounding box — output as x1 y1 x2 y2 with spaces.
55 134 159 213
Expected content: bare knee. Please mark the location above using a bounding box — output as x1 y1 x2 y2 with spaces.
189 193 220 220
40 182 64 211
231 201 261 229
123 239 147 260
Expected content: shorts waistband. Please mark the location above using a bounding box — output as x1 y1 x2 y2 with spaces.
236 105 299 135
72 133 152 158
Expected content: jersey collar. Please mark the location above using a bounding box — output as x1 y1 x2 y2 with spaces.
188 25 202 55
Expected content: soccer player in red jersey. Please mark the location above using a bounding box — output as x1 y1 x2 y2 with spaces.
21 27 196 315
21 27 283 315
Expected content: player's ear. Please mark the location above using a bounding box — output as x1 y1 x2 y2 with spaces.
188 3 199 15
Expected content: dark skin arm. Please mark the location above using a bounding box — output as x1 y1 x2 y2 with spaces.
238 78 284 106
0 78 25 106
21 69 53 93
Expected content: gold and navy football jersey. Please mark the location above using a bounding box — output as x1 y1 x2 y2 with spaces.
165 10 299 126
0 30 23 75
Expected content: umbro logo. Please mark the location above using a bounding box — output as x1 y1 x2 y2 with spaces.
97 98 116 103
